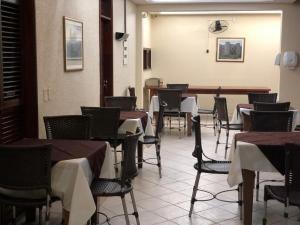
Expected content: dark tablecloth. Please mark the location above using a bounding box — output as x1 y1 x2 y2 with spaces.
235 132 300 174
120 111 148 130
12 139 107 177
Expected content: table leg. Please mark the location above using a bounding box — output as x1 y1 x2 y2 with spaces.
63 209 69 225
187 113 192 136
242 169 255 225
138 141 143 168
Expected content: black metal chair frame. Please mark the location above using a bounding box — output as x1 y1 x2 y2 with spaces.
189 115 242 219
90 132 142 225
248 93 278 104
214 97 242 159
157 89 184 137
0 144 52 225
137 102 166 178
263 143 300 225
104 96 137 111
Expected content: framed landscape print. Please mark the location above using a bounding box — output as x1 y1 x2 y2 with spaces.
63 17 83 71
216 38 245 62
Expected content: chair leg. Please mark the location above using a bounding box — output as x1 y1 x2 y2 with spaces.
263 200 268 225
12 206 17 225
113 147 118 174
121 196 130 225
155 142 162 178
45 195 50 225
215 123 221 154
138 141 143 169
189 171 201 217
178 114 181 138
39 207 42 225
225 129 229 159
213 115 217 136
256 172 260 201
238 184 243 220
130 191 140 225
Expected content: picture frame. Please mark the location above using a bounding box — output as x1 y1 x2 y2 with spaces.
63 17 84 71
216 38 245 62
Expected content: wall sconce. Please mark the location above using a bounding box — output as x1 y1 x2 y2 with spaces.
283 51 298 70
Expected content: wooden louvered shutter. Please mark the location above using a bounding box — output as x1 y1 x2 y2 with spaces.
0 0 23 144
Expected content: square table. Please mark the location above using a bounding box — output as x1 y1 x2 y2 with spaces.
148 94 198 136
10 139 114 225
228 132 300 225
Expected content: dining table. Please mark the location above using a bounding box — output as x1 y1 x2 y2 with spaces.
228 132 300 225
10 138 115 225
148 94 198 136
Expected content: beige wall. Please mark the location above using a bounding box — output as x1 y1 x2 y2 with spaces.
150 14 281 112
113 0 137 96
35 0 100 138
136 3 300 113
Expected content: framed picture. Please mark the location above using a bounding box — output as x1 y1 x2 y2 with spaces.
216 38 245 62
63 17 83 71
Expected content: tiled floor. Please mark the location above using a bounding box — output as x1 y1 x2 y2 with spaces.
48 118 300 225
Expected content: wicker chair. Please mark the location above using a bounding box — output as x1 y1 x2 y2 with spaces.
157 89 184 137
263 143 300 225
189 115 242 218
214 97 242 159
248 93 277 104
253 102 290 111
90 132 142 225
137 102 166 178
81 107 122 171
166 83 189 92
44 115 91 140
105 96 137 111
0 144 52 225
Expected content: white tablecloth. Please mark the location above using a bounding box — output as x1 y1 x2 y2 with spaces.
148 96 198 118
227 140 278 187
52 143 114 225
231 106 300 130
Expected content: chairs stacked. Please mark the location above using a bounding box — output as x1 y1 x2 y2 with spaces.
189 115 242 218
0 144 52 225
157 89 183 136
138 102 166 178
105 96 137 111
263 143 300 225
214 97 242 158
90 132 142 225
248 93 278 104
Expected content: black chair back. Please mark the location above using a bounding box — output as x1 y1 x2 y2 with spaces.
253 102 290 111
166 84 189 93
0 144 52 193
155 102 167 138
157 89 182 112
121 132 142 186
214 97 229 123
81 107 120 139
248 93 277 104
192 116 203 161
128 87 136 97
285 143 300 194
250 111 293 132
104 96 137 111
44 115 91 140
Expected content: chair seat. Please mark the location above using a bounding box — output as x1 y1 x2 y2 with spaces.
194 160 231 174
221 123 243 130
140 136 158 145
198 108 214 115
265 185 300 206
91 178 133 197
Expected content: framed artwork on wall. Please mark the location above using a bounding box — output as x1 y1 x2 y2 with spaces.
63 17 84 71
216 38 245 62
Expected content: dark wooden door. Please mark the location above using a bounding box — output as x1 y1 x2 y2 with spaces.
100 0 113 106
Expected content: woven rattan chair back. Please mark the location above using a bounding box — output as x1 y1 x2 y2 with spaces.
44 115 91 140
214 97 229 123
128 87 136 97
250 111 293 132
81 107 120 139
121 132 142 186
248 93 277 104
166 84 189 93
155 102 167 138
253 102 290 111
0 144 52 193
157 89 182 112
285 143 300 192
104 96 137 111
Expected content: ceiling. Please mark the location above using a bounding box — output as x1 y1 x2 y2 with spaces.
131 0 296 4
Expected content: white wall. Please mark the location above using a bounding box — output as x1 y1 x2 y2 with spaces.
113 0 137 96
150 14 281 112
35 0 100 137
